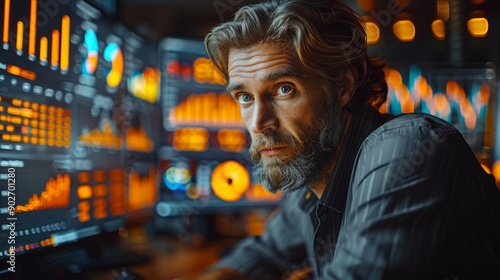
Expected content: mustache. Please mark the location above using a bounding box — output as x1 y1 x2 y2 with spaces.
249 131 301 160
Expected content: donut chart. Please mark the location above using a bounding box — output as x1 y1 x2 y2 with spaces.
82 29 98 75
103 42 123 88
210 160 250 202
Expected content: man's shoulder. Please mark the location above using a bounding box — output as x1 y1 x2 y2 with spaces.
371 113 458 139
350 113 471 195
355 112 465 170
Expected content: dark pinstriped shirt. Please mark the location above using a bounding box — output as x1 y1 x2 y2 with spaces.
214 108 500 280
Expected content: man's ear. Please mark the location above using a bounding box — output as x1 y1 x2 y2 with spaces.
339 70 356 108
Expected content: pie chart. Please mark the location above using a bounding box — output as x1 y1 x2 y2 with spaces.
103 42 123 88
211 160 250 202
82 29 98 75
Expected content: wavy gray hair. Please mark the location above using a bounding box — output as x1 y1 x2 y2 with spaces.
205 0 387 112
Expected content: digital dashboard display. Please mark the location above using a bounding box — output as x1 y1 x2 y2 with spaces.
156 38 280 218
0 0 159 261
382 64 495 163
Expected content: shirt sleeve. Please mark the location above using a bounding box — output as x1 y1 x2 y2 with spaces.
323 116 485 279
211 190 310 280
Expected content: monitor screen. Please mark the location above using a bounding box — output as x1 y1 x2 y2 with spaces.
155 38 280 220
0 0 158 273
382 64 495 164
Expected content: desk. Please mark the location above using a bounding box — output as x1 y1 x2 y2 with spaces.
86 230 241 280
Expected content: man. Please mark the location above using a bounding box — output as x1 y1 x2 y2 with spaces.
199 0 500 279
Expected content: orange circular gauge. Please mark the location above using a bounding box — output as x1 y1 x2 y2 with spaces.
211 161 250 202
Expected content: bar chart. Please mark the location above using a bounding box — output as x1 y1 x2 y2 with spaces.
2 0 71 72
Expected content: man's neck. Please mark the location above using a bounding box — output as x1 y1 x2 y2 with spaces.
310 110 352 198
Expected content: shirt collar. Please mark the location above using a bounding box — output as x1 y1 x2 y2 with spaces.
318 107 392 212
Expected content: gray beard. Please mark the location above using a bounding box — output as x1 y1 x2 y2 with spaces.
250 101 343 196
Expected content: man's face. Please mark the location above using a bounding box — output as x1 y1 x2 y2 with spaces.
227 42 343 195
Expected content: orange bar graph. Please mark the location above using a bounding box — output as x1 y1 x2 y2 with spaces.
2 1 71 69
78 120 122 150
3 0 10 45
40 36 48 62
128 167 157 210
29 0 37 57
16 21 23 51
60 15 70 71
126 127 154 152
7 65 36 81
169 92 244 127
15 174 71 212
51 30 60 67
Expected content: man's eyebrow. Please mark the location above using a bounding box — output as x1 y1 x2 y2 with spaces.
264 68 307 81
225 68 306 93
225 83 243 94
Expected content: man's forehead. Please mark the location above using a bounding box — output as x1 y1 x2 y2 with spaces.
228 42 297 65
227 42 305 78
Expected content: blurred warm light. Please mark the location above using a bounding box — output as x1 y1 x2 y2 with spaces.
447 81 466 104
393 20 416 42
365 21 380 44
433 93 451 119
467 17 488 38
398 86 415 113
77 185 92 199
446 81 459 100
385 68 403 88
415 76 432 101
357 0 375 12
431 19 446 40
246 184 280 202
493 161 500 186
481 164 491 174
193 57 225 85
437 0 450 21
391 0 411 8
460 100 477 130
378 101 388 114
217 129 247 152
128 167 157 210
173 127 209 152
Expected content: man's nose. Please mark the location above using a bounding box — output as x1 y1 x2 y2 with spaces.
250 99 279 134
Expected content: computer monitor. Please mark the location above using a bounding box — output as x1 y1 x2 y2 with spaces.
155 38 280 227
382 63 496 166
0 0 158 277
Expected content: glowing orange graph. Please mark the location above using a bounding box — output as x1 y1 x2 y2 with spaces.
128 67 160 103
217 129 247 152
126 127 154 152
15 174 70 212
173 127 209 152
193 57 225 85
79 120 121 150
128 167 158 210
0 95 71 148
76 169 127 222
382 68 491 131
169 92 244 127
2 0 70 69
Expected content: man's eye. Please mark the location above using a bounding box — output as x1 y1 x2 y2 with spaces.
237 93 252 104
278 85 293 95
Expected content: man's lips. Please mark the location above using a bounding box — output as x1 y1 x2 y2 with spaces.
260 146 286 156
